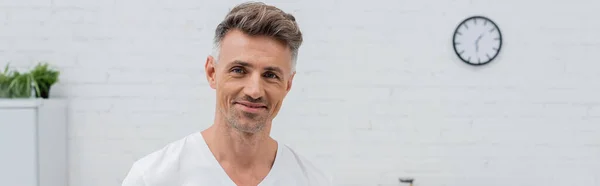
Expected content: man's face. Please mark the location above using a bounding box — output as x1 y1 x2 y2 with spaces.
205 29 295 134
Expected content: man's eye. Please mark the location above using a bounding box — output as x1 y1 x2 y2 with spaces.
263 72 279 79
231 67 245 74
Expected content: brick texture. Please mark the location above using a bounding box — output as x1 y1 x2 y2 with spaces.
1 0 599 185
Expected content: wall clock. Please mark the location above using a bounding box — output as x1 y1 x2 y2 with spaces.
453 16 502 66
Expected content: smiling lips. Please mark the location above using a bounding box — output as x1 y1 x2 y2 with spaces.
235 101 268 112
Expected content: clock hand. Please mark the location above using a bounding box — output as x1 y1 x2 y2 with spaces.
477 34 484 41
475 34 484 53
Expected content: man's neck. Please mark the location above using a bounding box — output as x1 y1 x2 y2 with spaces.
201 120 278 170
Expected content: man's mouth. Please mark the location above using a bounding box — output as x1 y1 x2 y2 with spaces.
235 101 267 109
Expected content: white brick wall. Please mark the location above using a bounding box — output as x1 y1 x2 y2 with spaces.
1 0 599 185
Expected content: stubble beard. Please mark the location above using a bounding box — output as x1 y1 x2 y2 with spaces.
225 106 268 134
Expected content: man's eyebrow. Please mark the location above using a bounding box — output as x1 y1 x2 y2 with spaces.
264 66 283 75
231 60 252 67
231 60 284 75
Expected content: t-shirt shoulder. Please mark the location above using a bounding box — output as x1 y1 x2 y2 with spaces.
281 144 334 186
122 133 197 186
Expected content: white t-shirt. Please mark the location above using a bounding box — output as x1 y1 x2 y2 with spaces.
122 132 333 186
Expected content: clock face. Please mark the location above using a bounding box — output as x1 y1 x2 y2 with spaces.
453 16 502 66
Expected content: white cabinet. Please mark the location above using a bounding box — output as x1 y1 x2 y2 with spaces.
0 99 68 186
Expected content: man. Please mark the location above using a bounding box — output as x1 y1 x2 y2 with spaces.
122 2 332 186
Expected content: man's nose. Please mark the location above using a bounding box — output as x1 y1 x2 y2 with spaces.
243 74 264 99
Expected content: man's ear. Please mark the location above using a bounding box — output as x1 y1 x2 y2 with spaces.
205 55 217 89
286 71 295 92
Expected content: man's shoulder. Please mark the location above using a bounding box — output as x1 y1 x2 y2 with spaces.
122 133 202 186
280 144 334 186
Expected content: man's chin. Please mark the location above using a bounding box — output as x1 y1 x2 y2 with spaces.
225 110 269 133
231 123 264 134
226 117 265 133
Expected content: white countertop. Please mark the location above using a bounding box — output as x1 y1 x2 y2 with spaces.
0 99 67 108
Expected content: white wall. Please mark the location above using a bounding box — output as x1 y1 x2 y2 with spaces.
1 0 599 185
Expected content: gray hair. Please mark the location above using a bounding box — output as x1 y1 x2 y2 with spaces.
212 2 303 72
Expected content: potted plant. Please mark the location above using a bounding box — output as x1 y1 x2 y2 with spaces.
0 62 60 99
0 64 34 98
30 62 60 99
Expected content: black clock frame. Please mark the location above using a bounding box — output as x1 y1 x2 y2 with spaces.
452 15 503 66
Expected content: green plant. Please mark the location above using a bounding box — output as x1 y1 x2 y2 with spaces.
0 62 60 99
30 62 60 98
0 64 34 98
0 65 12 98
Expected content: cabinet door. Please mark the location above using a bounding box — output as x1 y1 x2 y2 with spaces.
0 108 38 186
